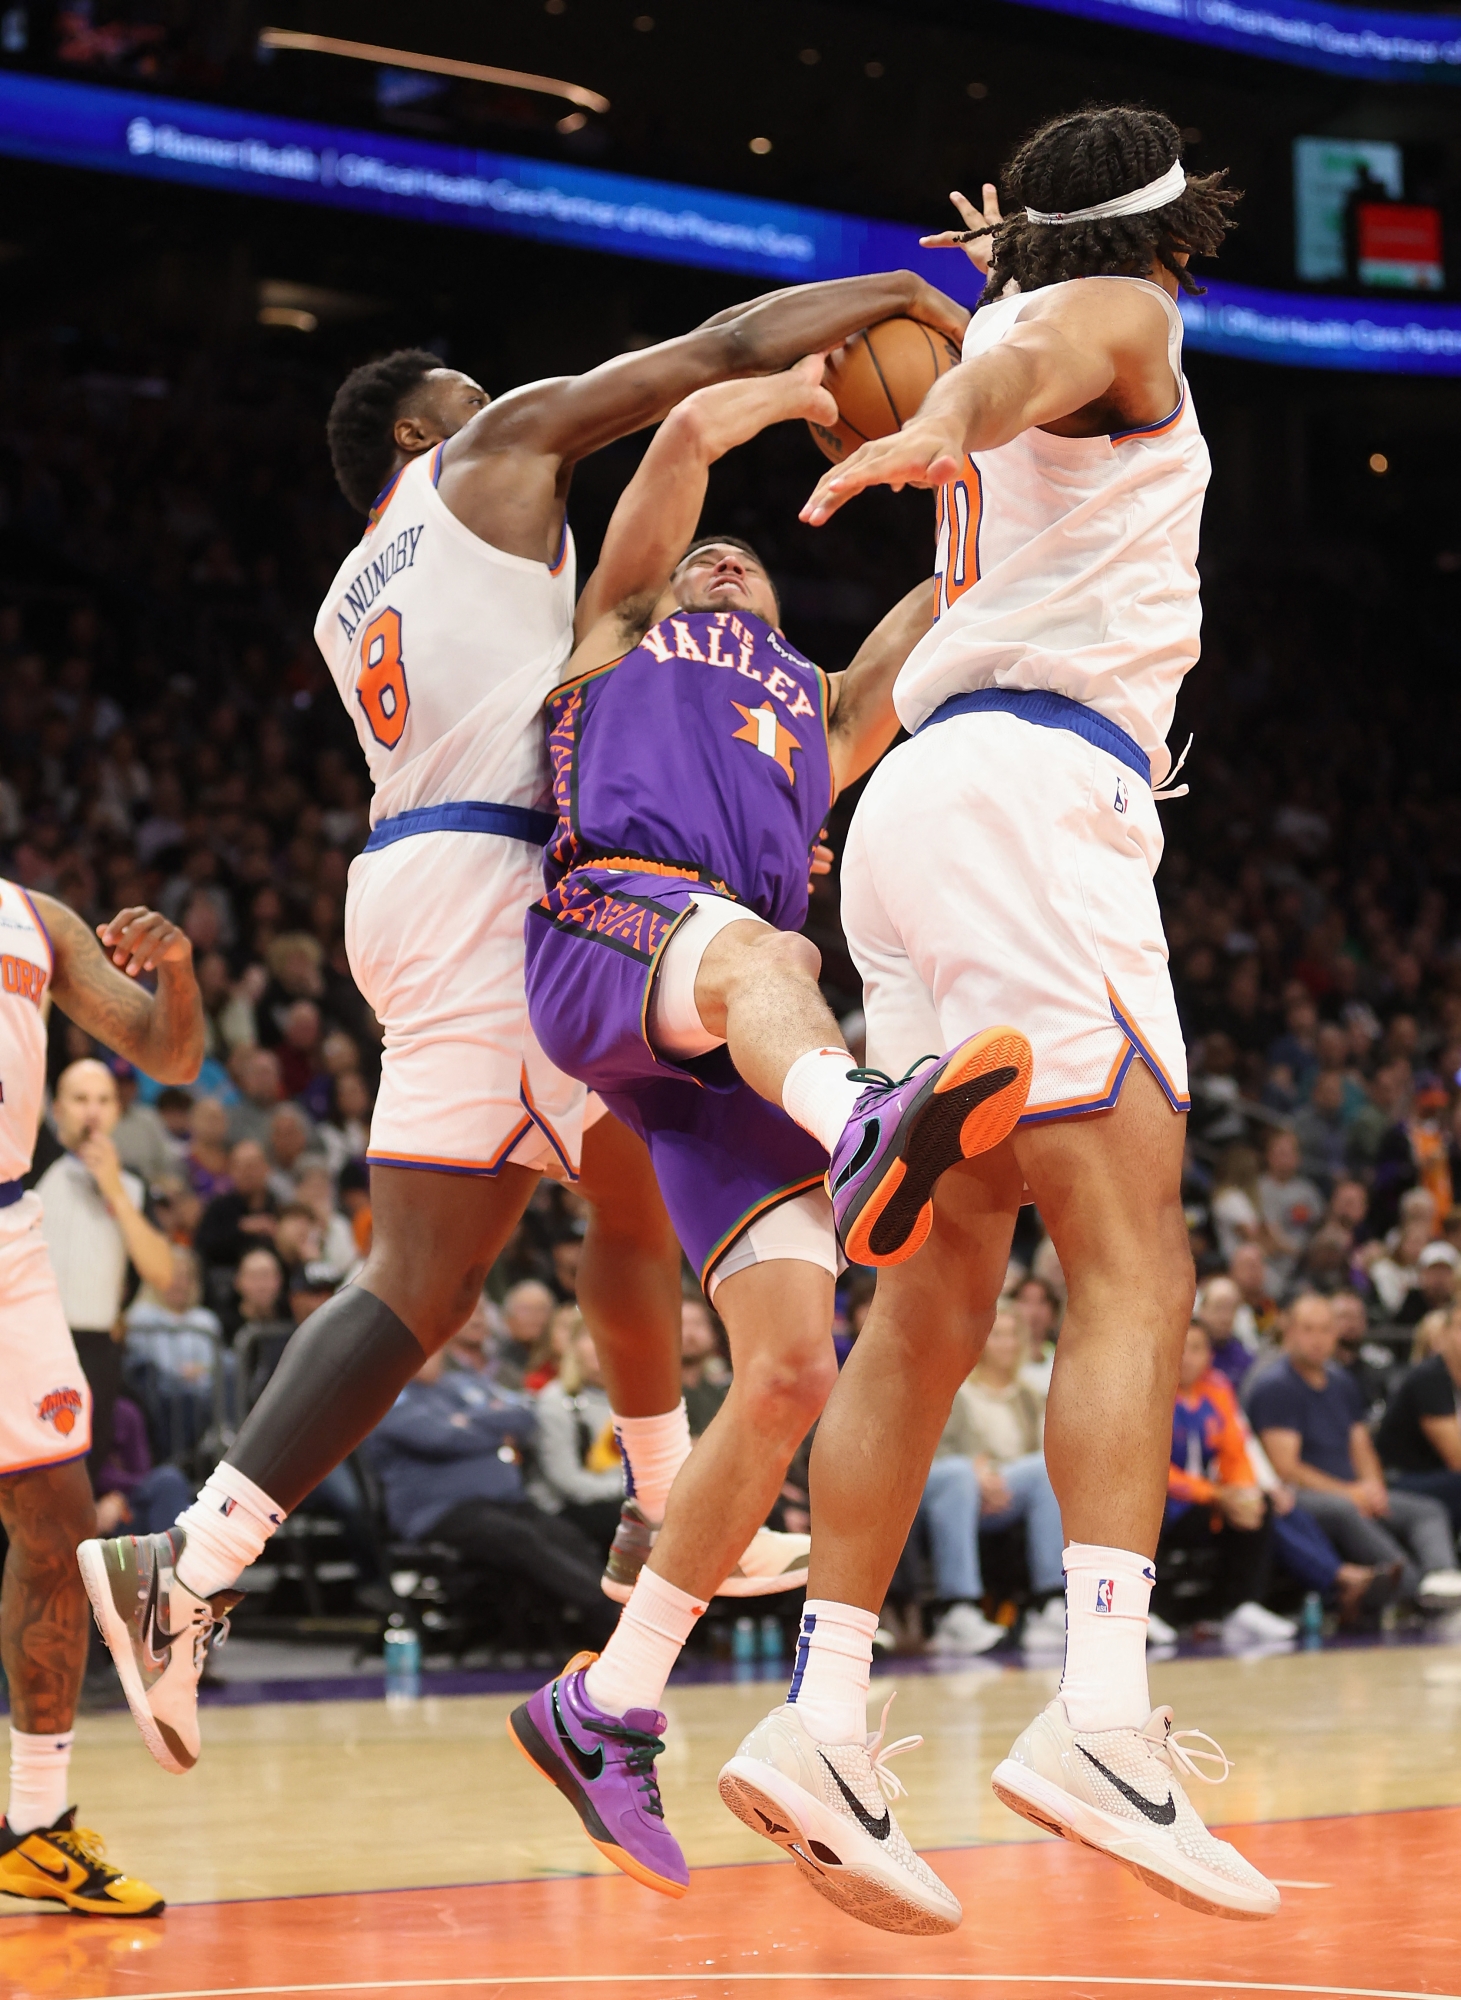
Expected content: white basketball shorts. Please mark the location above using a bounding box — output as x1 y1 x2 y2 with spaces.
346 829 589 1179
841 707 1188 1124
0 1194 92 1476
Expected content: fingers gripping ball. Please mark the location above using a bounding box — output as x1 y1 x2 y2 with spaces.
808 317 963 465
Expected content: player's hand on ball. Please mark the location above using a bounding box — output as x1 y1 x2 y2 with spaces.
97 907 194 977
801 416 964 524
921 186 1004 275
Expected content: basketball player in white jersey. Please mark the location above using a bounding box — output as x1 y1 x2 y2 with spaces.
708 110 1285 1930
0 893 200 1915
81 268 972 1778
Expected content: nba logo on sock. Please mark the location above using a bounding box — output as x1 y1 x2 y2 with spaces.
1095 1579 1115 1614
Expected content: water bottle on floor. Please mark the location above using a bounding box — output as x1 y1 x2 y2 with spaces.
1300 1592 1324 1650
384 1622 422 1702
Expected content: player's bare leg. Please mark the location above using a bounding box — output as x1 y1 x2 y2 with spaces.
81 1163 540 1774
576 1113 682 1420
696 920 1031 1266
0 1459 163 1914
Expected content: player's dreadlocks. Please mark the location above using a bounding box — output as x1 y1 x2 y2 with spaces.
326 348 443 513
974 107 1239 308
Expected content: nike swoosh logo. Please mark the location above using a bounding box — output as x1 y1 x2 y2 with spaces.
142 1562 184 1662
1077 1745 1177 1825
551 1684 604 1783
818 1753 891 1840
22 1850 73 1883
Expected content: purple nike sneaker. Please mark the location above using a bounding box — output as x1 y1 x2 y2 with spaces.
829 1025 1033 1267
507 1651 689 1897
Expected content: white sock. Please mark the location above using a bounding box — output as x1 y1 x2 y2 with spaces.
786 1598 878 1743
613 1403 692 1526
174 1463 287 1599
1058 1542 1155 1732
8 1727 72 1836
781 1047 866 1155
583 1568 706 1717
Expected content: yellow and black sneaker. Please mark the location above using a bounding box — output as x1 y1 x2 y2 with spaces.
0 1809 165 1916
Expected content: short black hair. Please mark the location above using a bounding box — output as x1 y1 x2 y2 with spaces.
975 106 1239 307
326 348 442 514
674 535 780 620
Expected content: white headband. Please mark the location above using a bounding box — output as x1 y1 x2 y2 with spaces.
1024 158 1187 226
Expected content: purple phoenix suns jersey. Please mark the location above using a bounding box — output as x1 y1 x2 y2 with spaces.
543 608 832 931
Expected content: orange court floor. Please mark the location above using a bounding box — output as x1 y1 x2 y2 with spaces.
5 1638 1461 2000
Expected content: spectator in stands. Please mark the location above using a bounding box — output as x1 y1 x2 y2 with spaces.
124 1245 223 1454
1228 1242 1279 1347
224 1244 291 1346
1294 1070 1351 1190
531 1318 625 1555
1393 1241 1459 1328
1249 1292 1461 1609
549 1234 582 1304
92 1396 194 1540
367 1346 615 1645
293 1161 359 1274
938 1310 1066 1652
112 1067 181 1187
1209 1145 1265 1264
318 1069 372 1178
1257 1128 1324 1295
1158 1323 1295 1646
443 1293 497 1375
1376 1301 1461 1534
227 1047 284 1148
487 1280 556 1392
1330 1287 1391 1424
1193 1275 1260 1390
185 1096 234 1201
276 998 323 1100
272 1201 324 1284
1369 1208 1440 1320
265 1103 315 1202
1011 1274 1060 1393
37 1058 176 1492
195 1139 279 1289
680 1295 730 1436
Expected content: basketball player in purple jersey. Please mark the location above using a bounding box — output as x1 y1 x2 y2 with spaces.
81 271 975 1781
507 359 1030 1911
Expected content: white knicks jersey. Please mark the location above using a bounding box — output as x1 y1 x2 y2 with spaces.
315 445 577 825
894 277 1210 786
0 879 51 1182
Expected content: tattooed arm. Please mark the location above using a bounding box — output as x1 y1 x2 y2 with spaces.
37 899 204 1086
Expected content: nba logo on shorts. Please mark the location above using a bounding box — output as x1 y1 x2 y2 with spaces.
1095 1578 1115 1615
1113 777 1129 816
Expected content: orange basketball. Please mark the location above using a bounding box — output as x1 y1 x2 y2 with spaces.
807 315 963 463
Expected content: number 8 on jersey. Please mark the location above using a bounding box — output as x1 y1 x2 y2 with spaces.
358 605 410 749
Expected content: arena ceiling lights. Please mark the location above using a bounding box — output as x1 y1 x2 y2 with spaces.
1009 0 1461 82
2 69 1460 376
255 28 611 117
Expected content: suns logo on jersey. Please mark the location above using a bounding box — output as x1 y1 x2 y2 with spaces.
37 1386 84 1436
731 701 800 785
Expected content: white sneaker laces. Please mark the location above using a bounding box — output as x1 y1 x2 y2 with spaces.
1156 1723 1233 1787
864 1691 924 1804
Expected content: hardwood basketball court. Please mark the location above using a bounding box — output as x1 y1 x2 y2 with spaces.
5 1639 1459 1999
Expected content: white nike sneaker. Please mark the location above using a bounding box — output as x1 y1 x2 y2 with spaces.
602 1500 810 1603
991 1699 1279 1921
1417 1569 1461 1608
719 1695 961 1935
927 1601 1005 1655
1020 1597 1067 1652
78 1530 238 1775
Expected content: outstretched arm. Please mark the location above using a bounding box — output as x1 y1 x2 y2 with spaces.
438 270 968 557
800 278 1176 525
573 358 836 642
39 899 204 1086
825 581 935 793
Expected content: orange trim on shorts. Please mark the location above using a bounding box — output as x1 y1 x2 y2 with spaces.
367 1119 535 1177
1105 979 1191 1112
699 1174 830 1291
1017 1042 1134 1126
518 1066 580 1184
0 1440 91 1477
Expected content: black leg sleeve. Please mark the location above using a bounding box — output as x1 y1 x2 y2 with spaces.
228 1287 424 1514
